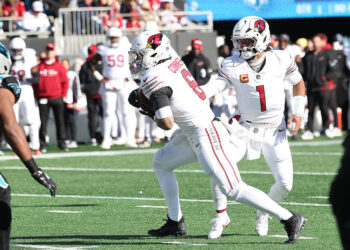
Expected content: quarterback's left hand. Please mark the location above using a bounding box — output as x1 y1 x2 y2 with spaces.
288 115 302 136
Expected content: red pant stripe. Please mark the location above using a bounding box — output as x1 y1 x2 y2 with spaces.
212 122 240 183
205 128 233 189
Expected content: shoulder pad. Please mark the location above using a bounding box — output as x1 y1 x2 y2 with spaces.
272 50 297 75
140 73 167 99
218 56 243 79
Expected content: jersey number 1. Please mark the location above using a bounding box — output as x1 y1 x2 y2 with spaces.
256 85 266 112
181 69 206 100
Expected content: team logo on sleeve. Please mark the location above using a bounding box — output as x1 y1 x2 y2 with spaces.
240 74 249 83
254 20 266 34
147 33 163 50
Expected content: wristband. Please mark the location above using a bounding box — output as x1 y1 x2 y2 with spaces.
23 158 39 174
93 71 104 81
293 95 305 117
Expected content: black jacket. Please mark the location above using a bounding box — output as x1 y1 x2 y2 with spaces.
79 60 102 97
303 48 338 91
181 52 211 86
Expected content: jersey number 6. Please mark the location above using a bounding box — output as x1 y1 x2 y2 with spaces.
181 69 206 100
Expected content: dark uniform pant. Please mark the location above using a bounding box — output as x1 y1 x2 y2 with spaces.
0 173 11 250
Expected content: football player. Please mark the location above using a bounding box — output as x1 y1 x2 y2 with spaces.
128 30 306 244
0 42 56 250
201 16 306 239
8 37 41 154
93 27 137 149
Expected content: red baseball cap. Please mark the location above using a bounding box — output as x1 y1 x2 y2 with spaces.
46 43 55 50
88 44 97 55
191 38 203 50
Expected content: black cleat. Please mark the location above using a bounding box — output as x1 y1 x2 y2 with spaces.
281 212 307 244
148 215 187 237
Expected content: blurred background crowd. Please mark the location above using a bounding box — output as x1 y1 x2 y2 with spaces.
0 0 349 154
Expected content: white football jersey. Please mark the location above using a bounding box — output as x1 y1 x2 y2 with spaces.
140 57 214 138
98 39 131 89
214 50 302 124
10 48 37 84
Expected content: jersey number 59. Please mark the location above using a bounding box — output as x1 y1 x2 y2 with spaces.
107 54 124 68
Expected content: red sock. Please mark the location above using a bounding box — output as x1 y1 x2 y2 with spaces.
216 209 226 214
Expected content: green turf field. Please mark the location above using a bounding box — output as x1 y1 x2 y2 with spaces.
0 137 345 249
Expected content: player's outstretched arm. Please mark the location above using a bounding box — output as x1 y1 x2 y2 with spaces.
288 79 306 136
201 76 229 100
0 89 56 196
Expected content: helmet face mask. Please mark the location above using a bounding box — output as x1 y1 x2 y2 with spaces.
232 16 271 60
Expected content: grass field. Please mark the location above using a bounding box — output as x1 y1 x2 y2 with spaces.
0 136 345 249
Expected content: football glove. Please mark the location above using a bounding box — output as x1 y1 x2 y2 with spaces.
128 88 141 108
32 169 57 197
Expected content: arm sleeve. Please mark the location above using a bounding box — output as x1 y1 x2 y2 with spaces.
150 86 173 111
284 52 303 85
201 76 229 99
150 87 173 119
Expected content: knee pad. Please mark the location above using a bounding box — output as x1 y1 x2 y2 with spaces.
0 175 11 230
228 181 248 200
276 180 293 194
152 149 165 172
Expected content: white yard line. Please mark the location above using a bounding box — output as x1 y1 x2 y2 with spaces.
136 205 167 209
268 235 316 240
161 241 208 246
12 193 331 207
0 166 337 176
48 210 82 214
309 196 329 199
11 244 98 249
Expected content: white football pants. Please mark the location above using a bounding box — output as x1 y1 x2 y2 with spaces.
13 84 40 150
101 86 136 144
152 120 292 222
211 120 293 212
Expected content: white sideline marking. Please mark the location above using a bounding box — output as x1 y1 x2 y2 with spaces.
289 140 342 147
0 149 158 161
136 205 167 209
0 166 337 176
268 235 316 240
309 196 329 199
292 152 342 156
12 193 331 207
11 244 98 249
162 241 208 246
0 140 343 162
48 210 82 214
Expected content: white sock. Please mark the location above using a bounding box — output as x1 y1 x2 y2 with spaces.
210 177 227 211
155 171 182 222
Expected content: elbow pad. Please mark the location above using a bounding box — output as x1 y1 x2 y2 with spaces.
0 76 21 103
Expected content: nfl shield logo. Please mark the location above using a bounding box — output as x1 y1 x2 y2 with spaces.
240 74 249 83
